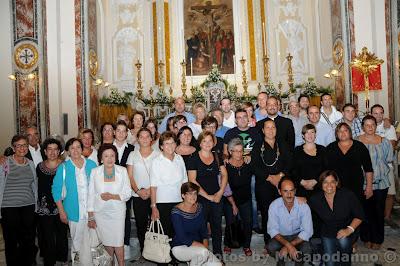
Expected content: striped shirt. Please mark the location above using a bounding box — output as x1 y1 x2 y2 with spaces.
2 158 35 207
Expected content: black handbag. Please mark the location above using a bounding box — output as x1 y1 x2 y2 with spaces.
224 216 244 248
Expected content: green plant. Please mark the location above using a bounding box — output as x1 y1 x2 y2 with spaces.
317 86 334 95
264 82 279 97
100 88 133 107
190 86 205 103
200 64 229 89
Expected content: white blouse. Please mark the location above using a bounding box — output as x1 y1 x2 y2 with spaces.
150 153 188 203
126 149 160 197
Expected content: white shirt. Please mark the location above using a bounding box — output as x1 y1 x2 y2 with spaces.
223 110 236 128
71 159 88 219
113 141 128 163
126 149 160 197
188 123 203 139
28 144 43 167
320 106 343 125
150 153 188 203
315 121 335 146
87 147 98 165
376 122 397 141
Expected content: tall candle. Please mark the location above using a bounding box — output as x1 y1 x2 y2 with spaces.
182 28 185 61
190 57 193 87
233 54 236 85
262 22 267 56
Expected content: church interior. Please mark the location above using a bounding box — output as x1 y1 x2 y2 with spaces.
0 0 398 151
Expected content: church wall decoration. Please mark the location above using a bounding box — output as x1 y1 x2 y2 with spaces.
184 0 235 76
11 0 48 137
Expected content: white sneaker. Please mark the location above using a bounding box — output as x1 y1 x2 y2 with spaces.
124 245 131 260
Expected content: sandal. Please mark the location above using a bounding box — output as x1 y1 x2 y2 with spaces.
243 248 252 256
223 246 232 254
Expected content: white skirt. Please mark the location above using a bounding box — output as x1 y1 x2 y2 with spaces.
95 210 125 247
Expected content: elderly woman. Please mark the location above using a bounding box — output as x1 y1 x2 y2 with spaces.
150 132 188 249
309 170 364 266
358 115 393 250
176 126 198 168
171 182 221 265
226 138 254 256
189 103 207 139
251 120 293 252
187 131 228 257
126 128 160 254
79 128 98 165
87 143 132 266
0 135 38 265
52 137 97 264
37 138 68 266
325 123 373 201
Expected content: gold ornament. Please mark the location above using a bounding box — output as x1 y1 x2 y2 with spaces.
332 39 344 66
89 49 99 78
14 43 39 70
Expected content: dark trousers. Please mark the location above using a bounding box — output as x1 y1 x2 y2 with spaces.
156 202 178 266
199 197 223 255
38 215 68 266
322 236 354 266
132 196 151 252
237 200 253 248
256 185 279 245
1 205 36 266
267 234 312 265
360 188 388 244
124 197 133 245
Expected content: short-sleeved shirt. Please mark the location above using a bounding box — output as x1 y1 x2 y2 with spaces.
187 152 221 195
223 127 262 155
126 149 160 197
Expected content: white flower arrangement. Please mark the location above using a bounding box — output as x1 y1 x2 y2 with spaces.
100 88 133 107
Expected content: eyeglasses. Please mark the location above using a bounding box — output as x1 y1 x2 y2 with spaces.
14 144 28 149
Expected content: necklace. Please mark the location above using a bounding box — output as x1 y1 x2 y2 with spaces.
104 167 115 180
260 142 280 167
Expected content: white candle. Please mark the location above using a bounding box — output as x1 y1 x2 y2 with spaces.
190 57 193 87
169 58 171 86
182 29 185 61
233 54 236 85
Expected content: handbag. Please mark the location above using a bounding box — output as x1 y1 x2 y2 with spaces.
142 219 172 263
90 229 113 266
224 216 244 248
61 163 67 200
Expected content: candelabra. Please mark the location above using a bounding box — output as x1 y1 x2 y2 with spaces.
158 60 165 93
135 60 143 100
180 60 188 99
286 53 294 91
240 57 249 97
263 55 270 85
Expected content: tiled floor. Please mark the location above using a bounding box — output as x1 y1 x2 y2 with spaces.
1 208 400 265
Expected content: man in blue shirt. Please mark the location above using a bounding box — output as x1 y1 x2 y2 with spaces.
159 97 195 133
267 177 313 265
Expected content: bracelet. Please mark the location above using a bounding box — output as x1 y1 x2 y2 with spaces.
134 188 141 193
150 203 157 208
347 225 355 233
88 216 95 222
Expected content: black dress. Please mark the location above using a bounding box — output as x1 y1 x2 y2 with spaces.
292 144 326 198
325 140 373 199
251 140 293 244
36 162 68 265
226 162 253 205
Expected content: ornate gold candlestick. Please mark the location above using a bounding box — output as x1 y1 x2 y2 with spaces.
263 55 270 85
169 86 173 99
257 82 262 93
278 81 283 95
158 60 165 93
286 53 294 91
180 60 188 99
135 60 143 100
240 57 248 97
350 47 384 111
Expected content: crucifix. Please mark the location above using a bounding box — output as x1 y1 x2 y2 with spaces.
191 1 226 66
20 49 34 64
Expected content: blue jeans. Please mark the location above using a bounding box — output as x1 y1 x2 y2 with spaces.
199 197 223 255
322 236 353 266
251 175 259 229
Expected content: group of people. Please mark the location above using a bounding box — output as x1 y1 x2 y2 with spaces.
0 93 398 266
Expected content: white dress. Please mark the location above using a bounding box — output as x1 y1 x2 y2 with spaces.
87 165 132 247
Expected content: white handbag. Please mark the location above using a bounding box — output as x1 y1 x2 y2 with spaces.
142 219 172 263
90 229 113 266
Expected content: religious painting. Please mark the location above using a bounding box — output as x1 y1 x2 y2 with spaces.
184 0 235 75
